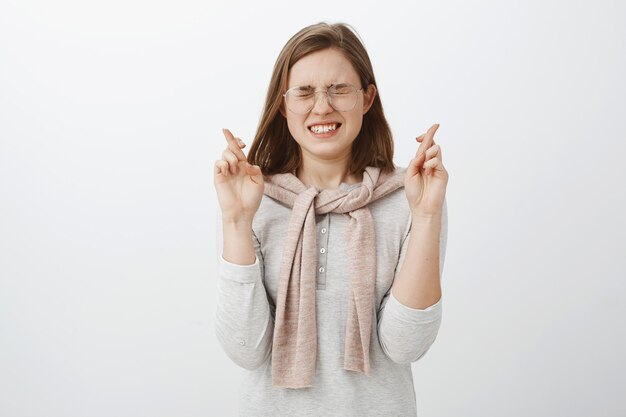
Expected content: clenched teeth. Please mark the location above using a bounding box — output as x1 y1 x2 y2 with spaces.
309 123 338 134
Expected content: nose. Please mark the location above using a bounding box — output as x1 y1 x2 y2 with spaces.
311 90 333 115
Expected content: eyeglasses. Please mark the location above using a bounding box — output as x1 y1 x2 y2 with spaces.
283 83 363 114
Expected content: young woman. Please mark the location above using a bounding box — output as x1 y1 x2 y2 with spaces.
213 22 448 417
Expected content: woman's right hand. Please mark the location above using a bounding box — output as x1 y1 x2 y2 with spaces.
213 128 264 223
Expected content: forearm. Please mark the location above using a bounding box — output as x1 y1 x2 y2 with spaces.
215 256 274 370
391 212 442 309
222 219 256 265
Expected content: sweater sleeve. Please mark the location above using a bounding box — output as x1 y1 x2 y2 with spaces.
377 197 448 364
214 211 274 370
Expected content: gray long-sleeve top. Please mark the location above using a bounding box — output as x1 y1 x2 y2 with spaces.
215 180 448 417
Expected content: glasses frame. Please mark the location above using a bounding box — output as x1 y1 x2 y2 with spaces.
282 83 364 114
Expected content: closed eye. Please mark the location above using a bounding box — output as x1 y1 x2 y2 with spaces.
330 84 354 94
291 86 315 97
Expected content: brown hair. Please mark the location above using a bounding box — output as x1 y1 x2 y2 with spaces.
247 22 396 176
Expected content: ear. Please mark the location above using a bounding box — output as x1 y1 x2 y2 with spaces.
279 101 287 118
362 84 377 114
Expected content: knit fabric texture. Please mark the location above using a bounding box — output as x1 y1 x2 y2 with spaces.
263 166 407 388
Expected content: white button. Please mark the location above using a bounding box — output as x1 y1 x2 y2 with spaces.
238 338 246 346
321 228 327 234
319 267 325 273
320 248 326 254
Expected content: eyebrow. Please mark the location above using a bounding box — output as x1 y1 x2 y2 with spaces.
291 82 350 89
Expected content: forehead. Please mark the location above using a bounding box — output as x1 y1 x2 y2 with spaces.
287 48 360 88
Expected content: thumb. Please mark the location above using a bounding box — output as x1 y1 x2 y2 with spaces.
245 163 264 185
406 154 424 177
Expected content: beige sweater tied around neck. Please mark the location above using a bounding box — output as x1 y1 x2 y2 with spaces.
263 166 407 388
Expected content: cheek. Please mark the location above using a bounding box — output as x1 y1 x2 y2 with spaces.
345 97 366 132
345 111 364 133
285 114 307 140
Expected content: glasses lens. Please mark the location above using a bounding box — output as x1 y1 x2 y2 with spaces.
284 85 359 114
285 87 315 114
328 85 358 112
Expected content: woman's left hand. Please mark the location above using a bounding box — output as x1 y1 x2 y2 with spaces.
404 123 449 218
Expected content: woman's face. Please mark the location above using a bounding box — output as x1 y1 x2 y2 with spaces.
283 48 376 164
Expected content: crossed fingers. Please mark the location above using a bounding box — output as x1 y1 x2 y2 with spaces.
415 124 443 176
215 128 247 176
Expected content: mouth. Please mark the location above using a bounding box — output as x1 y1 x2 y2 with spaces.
308 122 342 136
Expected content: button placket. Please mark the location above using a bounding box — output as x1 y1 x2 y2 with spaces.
316 214 330 290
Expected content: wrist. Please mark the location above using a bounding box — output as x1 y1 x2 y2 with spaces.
222 217 254 229
411 210 442 223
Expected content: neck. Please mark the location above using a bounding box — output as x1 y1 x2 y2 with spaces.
296 155 362 190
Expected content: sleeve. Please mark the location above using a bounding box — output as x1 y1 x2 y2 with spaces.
213 210 274 370
376 197 448 364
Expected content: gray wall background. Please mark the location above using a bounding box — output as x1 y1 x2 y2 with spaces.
1 0 624 416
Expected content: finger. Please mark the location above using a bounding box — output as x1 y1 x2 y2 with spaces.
423 157 442 176
425 144 442 161
222 128 248 161
423 123 439 148
406 154 424 177
244 163 263 185
222 148 240 174
214 159 229 177
416 135 436 145
415 124 439 158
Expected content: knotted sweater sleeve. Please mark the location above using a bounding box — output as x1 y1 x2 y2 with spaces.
377 197 448 364
214 212 274 370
